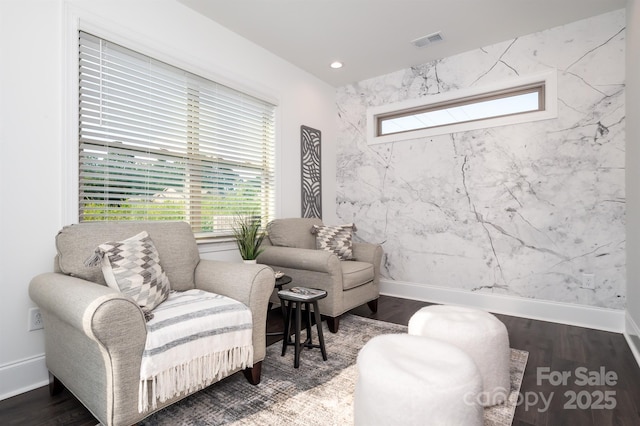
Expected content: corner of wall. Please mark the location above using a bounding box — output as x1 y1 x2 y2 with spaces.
624 312 640 368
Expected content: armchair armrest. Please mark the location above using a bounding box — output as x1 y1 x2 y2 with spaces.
194 260 274 305
194 260 275 363
29 273 146 334
29 273 147 426
352 242 384 287
257 245 342 274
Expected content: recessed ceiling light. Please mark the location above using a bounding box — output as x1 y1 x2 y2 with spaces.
330 61 343 69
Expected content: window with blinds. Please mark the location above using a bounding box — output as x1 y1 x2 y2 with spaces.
78 31 276 239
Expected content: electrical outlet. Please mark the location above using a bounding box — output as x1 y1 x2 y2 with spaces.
28 307 44 331
582 273 595 290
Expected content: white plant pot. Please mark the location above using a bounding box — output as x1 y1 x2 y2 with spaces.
243 259 257 264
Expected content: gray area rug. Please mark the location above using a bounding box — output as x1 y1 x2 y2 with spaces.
140 314 528 425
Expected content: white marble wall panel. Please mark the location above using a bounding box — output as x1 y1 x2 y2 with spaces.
336 10 626 309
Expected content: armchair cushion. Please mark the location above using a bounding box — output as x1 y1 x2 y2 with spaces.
139 289 253 412
266 217 322 249
311 223 357 260
85 231 171 319
341 260 375 290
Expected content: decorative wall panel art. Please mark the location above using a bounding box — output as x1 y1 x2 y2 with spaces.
301 125 322 218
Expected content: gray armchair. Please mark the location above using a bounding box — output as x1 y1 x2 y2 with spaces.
257 218 383 332
28 221 274 426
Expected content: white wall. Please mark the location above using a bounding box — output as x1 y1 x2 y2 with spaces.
0 0 336 399
625 0 640 365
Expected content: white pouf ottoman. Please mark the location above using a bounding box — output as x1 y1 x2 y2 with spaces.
354 334 483 426
408 305 511 406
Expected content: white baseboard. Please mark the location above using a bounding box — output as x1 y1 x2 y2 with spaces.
380 279 626 332
624 313 640 368
0 354 48 401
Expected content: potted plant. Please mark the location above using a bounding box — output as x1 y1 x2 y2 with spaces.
232 215 265 263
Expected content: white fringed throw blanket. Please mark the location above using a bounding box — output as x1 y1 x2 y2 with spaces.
138 289 253 412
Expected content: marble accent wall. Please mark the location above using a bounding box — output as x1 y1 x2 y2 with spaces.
336 10 626 309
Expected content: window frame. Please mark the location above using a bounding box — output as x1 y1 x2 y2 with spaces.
367 70 557 145
64 15 280 243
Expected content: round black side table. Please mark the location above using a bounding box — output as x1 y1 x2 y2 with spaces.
275 274 292 291
278 287 328 368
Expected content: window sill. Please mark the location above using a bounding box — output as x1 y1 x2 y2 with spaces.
197 237 238 254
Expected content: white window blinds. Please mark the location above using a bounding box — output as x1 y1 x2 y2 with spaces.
78 31 276 238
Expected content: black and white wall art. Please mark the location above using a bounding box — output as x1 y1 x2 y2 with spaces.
301 125 322 219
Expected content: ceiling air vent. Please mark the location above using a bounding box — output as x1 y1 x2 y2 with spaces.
411 31 444 48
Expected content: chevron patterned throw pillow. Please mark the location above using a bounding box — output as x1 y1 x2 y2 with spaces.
311 223 357 260
85 231 171 320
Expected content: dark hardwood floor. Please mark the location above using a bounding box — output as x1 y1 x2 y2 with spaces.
350 296 640 426
2 295 639 425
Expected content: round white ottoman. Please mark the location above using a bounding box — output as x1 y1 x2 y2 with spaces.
354 334 483 426
408 305 511 406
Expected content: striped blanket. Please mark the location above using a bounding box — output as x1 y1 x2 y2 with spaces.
138 289 253 412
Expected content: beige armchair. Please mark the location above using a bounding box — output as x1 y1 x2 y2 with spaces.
28 221 273 426
257 218 383 333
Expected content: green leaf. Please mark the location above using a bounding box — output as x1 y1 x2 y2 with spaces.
232 214 265 260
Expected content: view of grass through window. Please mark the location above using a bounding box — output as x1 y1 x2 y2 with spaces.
78 32 276 238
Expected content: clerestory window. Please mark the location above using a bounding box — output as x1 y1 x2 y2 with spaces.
367 71 557 144
377 83 545 136
78 31 276 239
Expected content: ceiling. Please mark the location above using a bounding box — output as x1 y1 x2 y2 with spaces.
178 0 626 87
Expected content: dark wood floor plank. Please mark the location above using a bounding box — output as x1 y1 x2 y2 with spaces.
1 295 639 426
